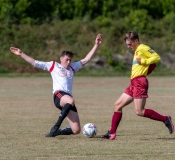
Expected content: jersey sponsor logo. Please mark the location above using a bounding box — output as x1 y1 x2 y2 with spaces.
148 49 155 54
58 69 73 79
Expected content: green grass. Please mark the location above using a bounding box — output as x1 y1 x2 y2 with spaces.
0 77 175 159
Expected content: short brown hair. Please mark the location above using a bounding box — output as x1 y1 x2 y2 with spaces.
61 50 74 58
124 31 139 41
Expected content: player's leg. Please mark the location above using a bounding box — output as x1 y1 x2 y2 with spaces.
134 98 146 116
134 98 174 134
53 94 75 129
53 106 80 136
66 109 81 134
101 93 133 140
46 93 75 137
133 76 174 134
111 93 133 132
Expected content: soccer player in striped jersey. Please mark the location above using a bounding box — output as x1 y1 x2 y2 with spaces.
101 31 174 140
10 34 102 137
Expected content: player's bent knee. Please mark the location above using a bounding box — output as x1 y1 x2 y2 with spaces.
134 110 144 116
72 128 81 134
68 99 75 106
114 102 122 112
64 96 75 106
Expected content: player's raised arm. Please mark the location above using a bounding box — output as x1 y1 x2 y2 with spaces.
80 34 102 66
10 47 35 66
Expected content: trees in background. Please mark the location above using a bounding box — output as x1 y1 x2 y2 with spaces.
0 0 175 74
0 0 175 24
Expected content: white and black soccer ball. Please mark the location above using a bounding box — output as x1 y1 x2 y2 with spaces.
82 123 97 138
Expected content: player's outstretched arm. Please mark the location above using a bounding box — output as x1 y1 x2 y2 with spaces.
10 47 35 66
80 34 102 66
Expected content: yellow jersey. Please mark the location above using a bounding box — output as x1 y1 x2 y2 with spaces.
131 44 160 79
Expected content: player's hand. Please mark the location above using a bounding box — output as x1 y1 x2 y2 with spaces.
136 58 141 64
10 47 23 56
95 34 102 46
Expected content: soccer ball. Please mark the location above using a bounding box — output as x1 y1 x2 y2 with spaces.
82 123 97 138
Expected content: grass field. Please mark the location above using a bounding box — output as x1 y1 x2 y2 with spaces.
0 76 175 160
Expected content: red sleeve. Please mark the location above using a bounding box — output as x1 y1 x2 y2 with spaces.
147 63 156 75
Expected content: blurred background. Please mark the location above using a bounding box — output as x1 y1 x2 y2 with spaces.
0 0 175 76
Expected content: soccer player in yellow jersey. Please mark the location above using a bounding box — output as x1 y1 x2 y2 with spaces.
101 31 174 140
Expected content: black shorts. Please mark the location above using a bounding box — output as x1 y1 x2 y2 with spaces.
53 91 77 112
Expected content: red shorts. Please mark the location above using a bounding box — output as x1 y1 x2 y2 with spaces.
124 76 148 98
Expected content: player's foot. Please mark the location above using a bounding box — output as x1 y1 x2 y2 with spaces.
45 127 61 137
45 132 55 137
164 115 174 134
101 131 116 140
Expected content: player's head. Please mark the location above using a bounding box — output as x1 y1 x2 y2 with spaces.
60 51 74 68
124 31 140 51
61 50 74 58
